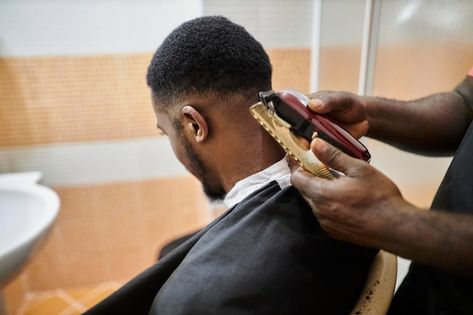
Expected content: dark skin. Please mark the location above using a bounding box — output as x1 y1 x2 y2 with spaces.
153 92 285 200
290 75 473 276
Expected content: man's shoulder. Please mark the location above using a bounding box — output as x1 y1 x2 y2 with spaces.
230 180 310 216
151 181 377 314
216 181 322 241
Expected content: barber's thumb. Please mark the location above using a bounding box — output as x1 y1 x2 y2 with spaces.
311 138 359 175
308 98 329 113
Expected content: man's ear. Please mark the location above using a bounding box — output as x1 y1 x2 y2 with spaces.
181 106 208 143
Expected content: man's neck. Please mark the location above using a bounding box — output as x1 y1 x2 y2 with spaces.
218 132 285 193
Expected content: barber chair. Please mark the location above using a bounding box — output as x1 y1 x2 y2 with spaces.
350 250 397 315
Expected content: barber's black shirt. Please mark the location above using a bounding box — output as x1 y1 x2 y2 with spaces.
389 121 473 315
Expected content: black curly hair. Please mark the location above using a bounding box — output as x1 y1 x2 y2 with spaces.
146 16 272 110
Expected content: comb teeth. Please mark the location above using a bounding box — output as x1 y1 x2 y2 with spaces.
249 104 334 180
314 168 334 179
250 109 309 171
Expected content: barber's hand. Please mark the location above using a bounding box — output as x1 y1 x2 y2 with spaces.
290 138 410 248
308 91 369 139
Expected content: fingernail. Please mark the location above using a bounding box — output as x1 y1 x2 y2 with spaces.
313 138 327 152
285 155 292 166
313 99 324 108
286 155 297 170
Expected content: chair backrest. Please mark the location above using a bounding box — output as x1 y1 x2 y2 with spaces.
350 251 397 315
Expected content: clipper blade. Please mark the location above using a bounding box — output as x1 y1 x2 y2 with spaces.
249 102 334 179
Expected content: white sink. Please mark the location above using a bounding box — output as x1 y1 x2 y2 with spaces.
0 172 60 289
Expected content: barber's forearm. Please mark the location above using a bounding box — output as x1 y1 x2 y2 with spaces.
377 204 473 276
366 90 472 156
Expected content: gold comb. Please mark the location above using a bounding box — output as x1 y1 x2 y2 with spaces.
250 102 335 180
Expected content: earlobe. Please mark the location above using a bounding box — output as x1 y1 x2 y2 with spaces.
181 106 208 143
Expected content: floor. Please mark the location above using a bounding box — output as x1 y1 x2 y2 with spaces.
14 282 120 315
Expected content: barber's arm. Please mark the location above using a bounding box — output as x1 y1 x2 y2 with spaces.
290 139 473 276
290 74 473 275
308 74 473 155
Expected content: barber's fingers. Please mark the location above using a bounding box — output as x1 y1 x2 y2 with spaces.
306 92 368 139
286 155 299 172
290 163 329 204
307 98 328 113
287 155 336 206
311 138 368 177
307 91 358 114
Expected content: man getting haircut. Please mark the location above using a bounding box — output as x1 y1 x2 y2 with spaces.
85 16 377 315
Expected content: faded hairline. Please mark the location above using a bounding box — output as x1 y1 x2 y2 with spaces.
151 87 262 115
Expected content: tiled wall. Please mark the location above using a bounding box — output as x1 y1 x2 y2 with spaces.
0 54 155 147
0 50 310 148
22 177 209 290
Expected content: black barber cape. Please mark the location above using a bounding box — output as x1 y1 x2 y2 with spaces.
85 182 376 315
389 121 473 315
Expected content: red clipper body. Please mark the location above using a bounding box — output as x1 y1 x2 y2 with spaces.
259 90 371 162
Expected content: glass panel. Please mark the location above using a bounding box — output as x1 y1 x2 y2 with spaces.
374 0 473 99
203 0 314 49
318 0 365 93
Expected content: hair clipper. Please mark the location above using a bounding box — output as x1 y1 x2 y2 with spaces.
249 89 371 179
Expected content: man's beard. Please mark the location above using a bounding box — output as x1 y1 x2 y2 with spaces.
181 137 226 201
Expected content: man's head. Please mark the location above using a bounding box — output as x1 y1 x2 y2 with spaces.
147 16 283 200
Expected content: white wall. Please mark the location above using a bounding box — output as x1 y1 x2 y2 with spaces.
0 0 203 56
204 0 314 48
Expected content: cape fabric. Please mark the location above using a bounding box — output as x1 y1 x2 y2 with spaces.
389 121 473 315
84 182 377 315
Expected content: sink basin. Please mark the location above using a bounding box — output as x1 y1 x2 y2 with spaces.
0 172 60 288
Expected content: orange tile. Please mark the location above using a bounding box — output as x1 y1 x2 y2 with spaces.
3 274 29 315
11 283 123 315
0 54 157 148
270 48 311 94
0 48 312 148
130 177 209 259
16 177 208 293
373 43 473 99
24 220 96 290
22 295 72 315
318 43 473 100
74 286 118 309
319 45 361 93
65 282 120 302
